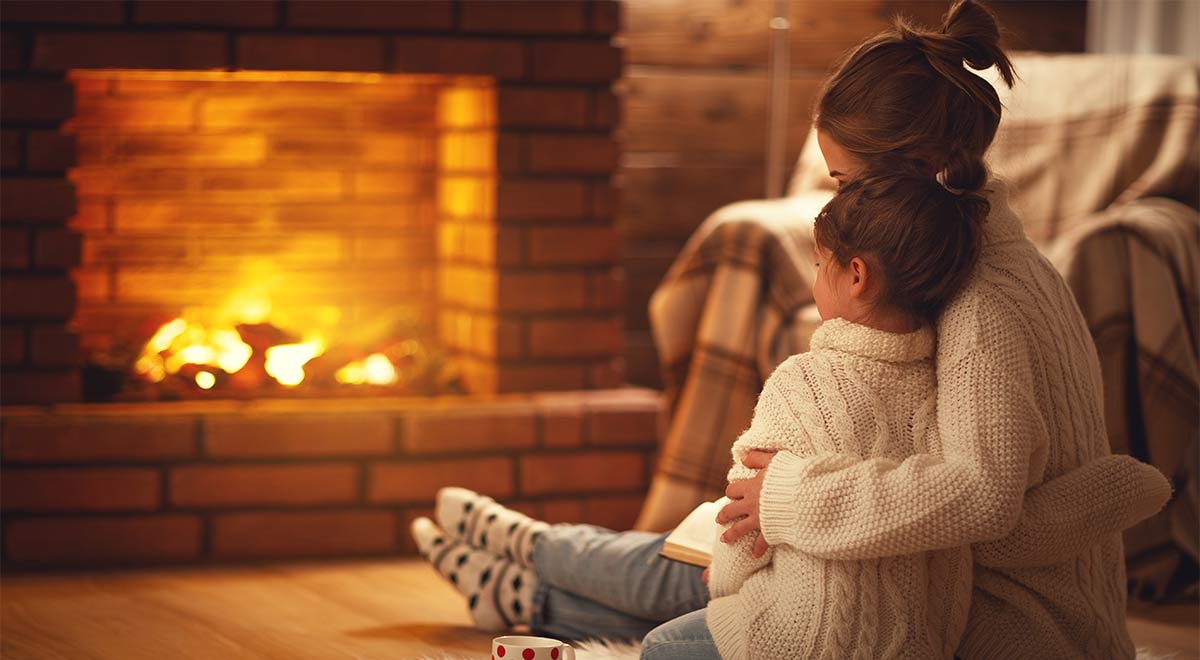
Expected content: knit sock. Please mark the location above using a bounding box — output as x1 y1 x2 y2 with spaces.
435 486 550 568
411 517 537 632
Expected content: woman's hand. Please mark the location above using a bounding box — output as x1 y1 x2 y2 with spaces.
717 450 777 558
701 567 710 585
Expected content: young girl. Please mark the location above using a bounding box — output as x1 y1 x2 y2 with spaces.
704 171 985 659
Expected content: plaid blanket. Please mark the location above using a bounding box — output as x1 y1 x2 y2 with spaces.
1048 198 1199 602
638 54 1199 601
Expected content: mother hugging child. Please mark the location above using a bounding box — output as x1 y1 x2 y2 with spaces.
410 2 1171 658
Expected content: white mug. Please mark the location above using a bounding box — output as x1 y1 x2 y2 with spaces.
491 635 575 660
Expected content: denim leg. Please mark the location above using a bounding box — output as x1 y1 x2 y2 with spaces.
640 608 721 660
530 584 661 642
530 524 709 622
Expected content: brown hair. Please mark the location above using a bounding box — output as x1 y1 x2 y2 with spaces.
815 0 1016 193
814 172 986 323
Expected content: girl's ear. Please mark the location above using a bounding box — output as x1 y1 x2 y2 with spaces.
847 256 871 299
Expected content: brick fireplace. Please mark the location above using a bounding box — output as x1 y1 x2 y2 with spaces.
1 0 659 568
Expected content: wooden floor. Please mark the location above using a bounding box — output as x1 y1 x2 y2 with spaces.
1 559 1196 660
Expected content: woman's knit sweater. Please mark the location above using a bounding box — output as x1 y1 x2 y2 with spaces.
708 180 1149 659
707 319 970 660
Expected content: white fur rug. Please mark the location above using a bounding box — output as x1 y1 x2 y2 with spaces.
419 639 641 660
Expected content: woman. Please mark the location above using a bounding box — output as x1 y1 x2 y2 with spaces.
411 2 1170 658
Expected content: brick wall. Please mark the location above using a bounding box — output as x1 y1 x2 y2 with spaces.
1 389 660 566
0 0 624 402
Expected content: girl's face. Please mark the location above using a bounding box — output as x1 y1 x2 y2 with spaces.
816 129 866 189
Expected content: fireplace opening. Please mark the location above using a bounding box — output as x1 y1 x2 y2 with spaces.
64 70 496 401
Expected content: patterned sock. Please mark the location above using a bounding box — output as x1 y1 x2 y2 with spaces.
411 517 537 632
435 486 550 568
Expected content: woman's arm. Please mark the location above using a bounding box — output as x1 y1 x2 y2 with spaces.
974 454 1171 568
732 339 1048 560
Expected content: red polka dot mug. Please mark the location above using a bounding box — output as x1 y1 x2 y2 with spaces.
491 635 575 660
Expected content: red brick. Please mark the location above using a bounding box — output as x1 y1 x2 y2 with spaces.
238 35 385 72
1 326 26 366
5 515 202 565
33 31 228 71
204 414 393 458
588 268 623 310
2 130 22 169
583 494 643 530
135 0 277 27
169 464 359 507
497 180 588 221
593 89 619 128
368 456 514 503
519 451 644 495
393 37 524 79
528 226 619 265
529 317 622 358
3 1 124 24
33 227 81 269
0 369 79 403
498 88 589 128
288 1 451 30
591 0 621 34
2 227 31 270
26 130 76 172
400 405 537 454
0 275 75 319
498 271 587 312
0 80 74 122
542 497 585 523
528 134 618 174
1 467 160 512
461 1 587 34
587 404 659 447
1 178 76 222
591 181 617 219
532 41 621 82
28 324 78 366
2 414 196 463
496 364 588 392
211 510 397 559
2 31 27 71
540 402 585 449
588 357 626 389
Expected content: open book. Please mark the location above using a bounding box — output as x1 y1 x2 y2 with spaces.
659 497 730 568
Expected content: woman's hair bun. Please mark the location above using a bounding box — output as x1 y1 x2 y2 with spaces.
898 0 1015 90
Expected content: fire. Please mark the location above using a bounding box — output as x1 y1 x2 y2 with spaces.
335 353 399 386
264 337 326 387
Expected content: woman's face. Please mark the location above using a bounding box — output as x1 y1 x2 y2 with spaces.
816 129 866 189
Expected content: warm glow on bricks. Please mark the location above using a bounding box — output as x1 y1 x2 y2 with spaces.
63 69 497 396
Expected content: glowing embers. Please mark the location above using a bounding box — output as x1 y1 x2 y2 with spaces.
123 292 452 400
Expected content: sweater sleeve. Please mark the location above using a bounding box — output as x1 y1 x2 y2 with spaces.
974 454 1172 568
758 334 1049 560
708 375 803 596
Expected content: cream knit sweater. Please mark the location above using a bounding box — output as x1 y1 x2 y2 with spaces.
707 180 1167 659
707 319 970 660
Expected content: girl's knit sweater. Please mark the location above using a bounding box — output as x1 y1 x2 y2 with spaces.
707 318 966 660
706 180 1155 659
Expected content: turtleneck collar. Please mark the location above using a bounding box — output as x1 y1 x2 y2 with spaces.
810 317 934 363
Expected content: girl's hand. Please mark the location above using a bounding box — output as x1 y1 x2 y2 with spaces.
701 567 710 585
717 450 777 558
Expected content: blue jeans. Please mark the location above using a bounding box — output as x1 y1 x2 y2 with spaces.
528 524 720 660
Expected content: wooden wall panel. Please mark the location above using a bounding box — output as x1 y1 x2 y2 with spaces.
619 0 1087 387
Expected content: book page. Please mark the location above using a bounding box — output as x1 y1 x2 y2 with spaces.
659 497 729 567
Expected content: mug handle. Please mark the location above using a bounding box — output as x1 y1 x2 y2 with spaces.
559 643 575 660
